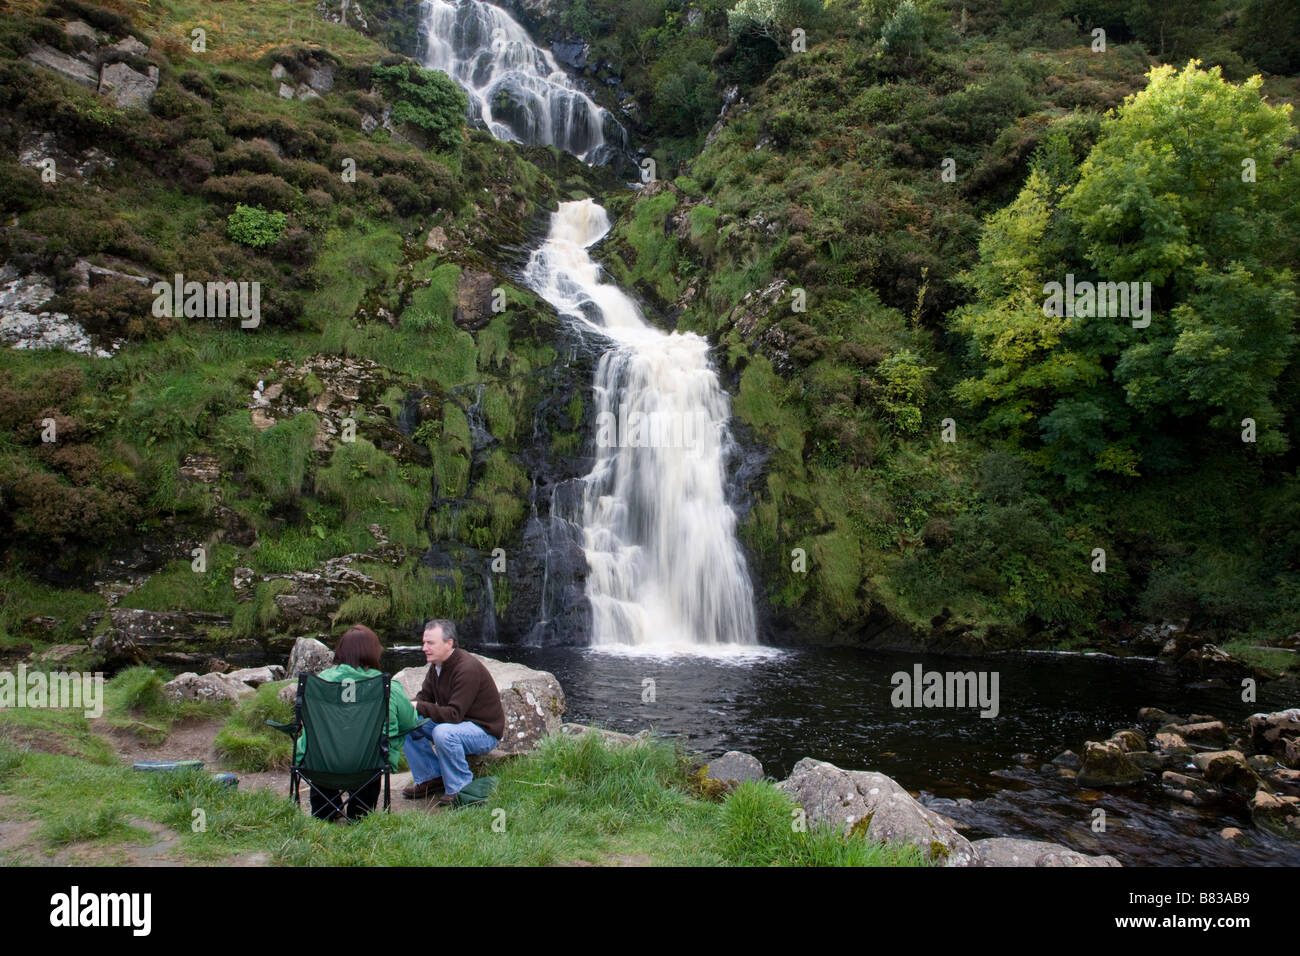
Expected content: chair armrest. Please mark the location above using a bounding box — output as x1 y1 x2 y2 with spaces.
265 719 300 737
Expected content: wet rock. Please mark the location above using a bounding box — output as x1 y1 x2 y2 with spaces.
1246 709 1300 769
1139 706 1186 725
225 665 286 687
1077 740 1144 787
971 837 1121 867
776 758 978 866
1219 827 1245 842
286 636 333 678
1109 729 1147 753
705 84 744 149
163 671 254 703
1192 750 1263 793
1161 771 1221 806
1051 750 1081 769
1168 721 1229 749
1129 752 1168 772
551 38 588 69
1263 767 1300 797
703 751 765 788
395 654 565 756
1153 732 1192 755
1250 790 1300 841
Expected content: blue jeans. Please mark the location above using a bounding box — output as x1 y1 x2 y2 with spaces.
404 719 499 795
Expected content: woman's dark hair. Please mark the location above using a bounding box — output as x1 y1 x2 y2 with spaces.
334 625 383 670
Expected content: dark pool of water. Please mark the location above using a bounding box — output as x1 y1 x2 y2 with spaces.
387 642 1300 866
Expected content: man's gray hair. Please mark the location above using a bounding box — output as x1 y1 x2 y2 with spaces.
423 618 457 646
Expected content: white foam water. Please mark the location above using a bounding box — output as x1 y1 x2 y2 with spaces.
419 0 616 163
522 199 762 653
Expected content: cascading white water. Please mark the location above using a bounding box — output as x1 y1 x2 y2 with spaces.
419 0 618 163
523 199 760 651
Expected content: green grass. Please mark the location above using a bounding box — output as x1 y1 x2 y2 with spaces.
102 666 236 743
0 703 930 866
0 566 106 649
213 681 294 772
1220 640 1298 677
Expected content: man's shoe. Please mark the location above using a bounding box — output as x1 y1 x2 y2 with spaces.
402 778 443 800
435 792 456 807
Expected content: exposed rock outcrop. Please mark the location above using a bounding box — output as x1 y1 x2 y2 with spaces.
776 757 978 866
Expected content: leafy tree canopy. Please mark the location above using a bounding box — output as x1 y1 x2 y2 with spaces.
952 61 1299 489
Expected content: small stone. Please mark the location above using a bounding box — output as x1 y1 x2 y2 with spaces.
1078 740 1143 787
704 751 765 787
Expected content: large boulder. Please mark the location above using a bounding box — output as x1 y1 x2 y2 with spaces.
971 837 1121 867
395 654 566 756
776 758 978 866
23 43 98 88
1077 740 1144 787
163 672 254 703
98 62 159 109
286 636 333 678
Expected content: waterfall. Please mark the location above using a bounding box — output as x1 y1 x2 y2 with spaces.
418 0 626 165
522 199 760 652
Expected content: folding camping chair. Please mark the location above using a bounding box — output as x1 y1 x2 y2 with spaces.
267 672 393 818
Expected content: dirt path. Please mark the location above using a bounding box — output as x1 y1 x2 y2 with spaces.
92 715 434 814
0 716 439 866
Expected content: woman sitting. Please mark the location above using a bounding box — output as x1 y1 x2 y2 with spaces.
295 624 422 821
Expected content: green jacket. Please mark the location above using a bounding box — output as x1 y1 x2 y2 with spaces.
293 664 423 772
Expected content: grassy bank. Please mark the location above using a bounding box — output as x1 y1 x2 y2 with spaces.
0 695 928 866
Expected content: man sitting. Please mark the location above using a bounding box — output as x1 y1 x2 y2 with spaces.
402 618 506 806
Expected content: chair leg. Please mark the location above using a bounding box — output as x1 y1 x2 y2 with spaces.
383 768 391 812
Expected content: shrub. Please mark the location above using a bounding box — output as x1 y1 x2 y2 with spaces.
227 203 288 248
371 62 467 151
204 172 299 209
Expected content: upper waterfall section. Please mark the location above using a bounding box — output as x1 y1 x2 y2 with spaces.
418 0 630 166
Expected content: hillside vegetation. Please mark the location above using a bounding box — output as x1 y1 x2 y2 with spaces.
0 0 1296 658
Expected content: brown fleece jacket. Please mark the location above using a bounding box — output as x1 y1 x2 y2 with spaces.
413 648 506 740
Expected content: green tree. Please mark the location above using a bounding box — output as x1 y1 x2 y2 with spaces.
953 62 1299 488
727 0 822 54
